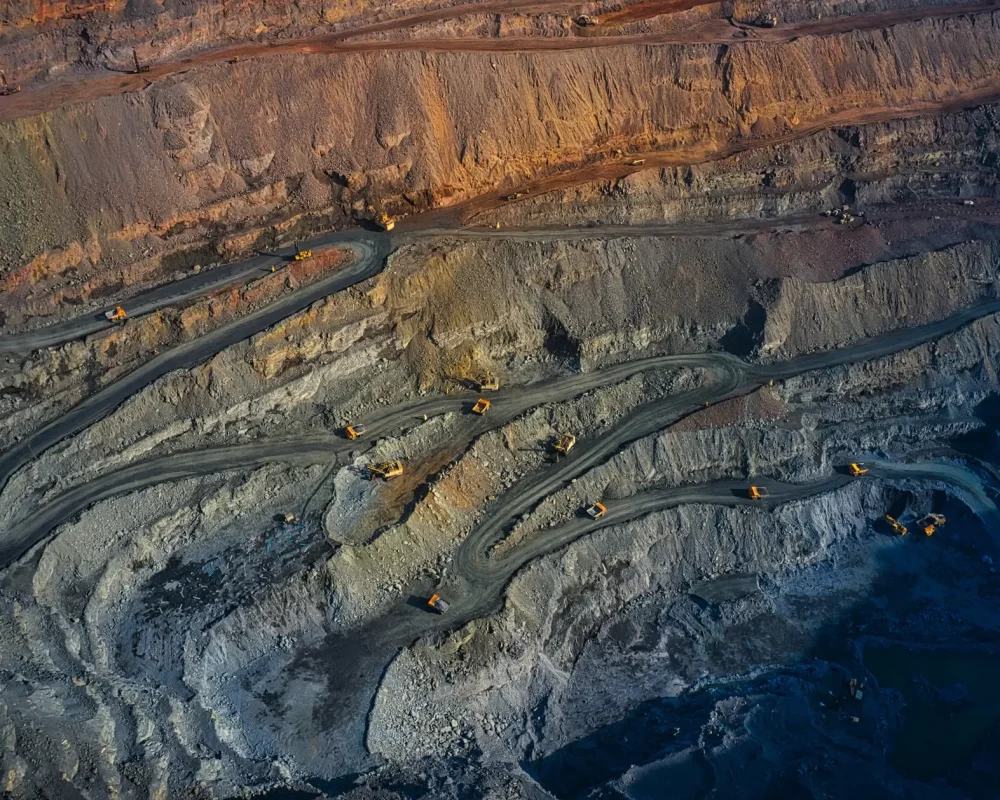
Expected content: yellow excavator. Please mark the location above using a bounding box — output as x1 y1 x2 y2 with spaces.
917 513 946 536
472 398 491 415
105 306 128 323
749 486 769 500
849 463 869 477
293 243 313 261
345 424 367 440
553 434 577 455
884 515 908 536
478 374 500 391
0 72 20 96
367 204 395 231
132 49 150 74
368 461 403 480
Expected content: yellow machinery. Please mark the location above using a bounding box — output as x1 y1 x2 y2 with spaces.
132 49 150 74
367 205 395 231
586 501 608 520
478 375 500 391
428 593 450 614
368 460 404 480
917 513 946 536
575 14 598 26
553 434 577 455
293 244 312 261
749 486 769 500
630 159 646 166
849 463 869 477
472 398 491 415
105 306 128 322
282 512 297 524
0 72 20 96
884 515 908 536
345 424 366 440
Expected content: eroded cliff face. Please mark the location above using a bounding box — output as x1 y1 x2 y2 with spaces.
2 7 1000 325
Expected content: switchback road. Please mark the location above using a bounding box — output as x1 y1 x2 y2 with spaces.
6 298 998 569
309 456 1000 775
0 240 386 498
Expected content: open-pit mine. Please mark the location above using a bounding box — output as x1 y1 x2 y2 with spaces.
1 0 1000 797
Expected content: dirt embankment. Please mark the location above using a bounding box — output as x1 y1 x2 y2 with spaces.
2 10 999 319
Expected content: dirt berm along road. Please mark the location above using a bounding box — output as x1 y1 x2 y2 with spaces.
0 239 387 497
6 299 999 571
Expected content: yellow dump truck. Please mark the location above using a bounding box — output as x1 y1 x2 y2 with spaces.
345 424 367 440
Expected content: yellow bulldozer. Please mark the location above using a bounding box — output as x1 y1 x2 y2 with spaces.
368 461 403 480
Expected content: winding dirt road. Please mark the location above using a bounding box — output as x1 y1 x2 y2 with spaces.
7 298 998 569
0 239 386 497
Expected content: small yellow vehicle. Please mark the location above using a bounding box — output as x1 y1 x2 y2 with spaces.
345 424 367 440
884 515 908 536
586 501 608 520
848 463 869 477
553 434 577 455
472 398 491 415
368 461 403 480
917 513 945 536
105 306 128 322
428 593 450 614
749 486 770 500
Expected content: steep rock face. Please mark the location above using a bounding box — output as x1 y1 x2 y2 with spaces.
2 11 1000 280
